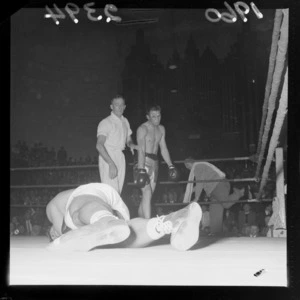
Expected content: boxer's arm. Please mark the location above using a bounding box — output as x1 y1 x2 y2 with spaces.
159 126 172 167
136 125 147 169
125 119 137 152
126 135 139 153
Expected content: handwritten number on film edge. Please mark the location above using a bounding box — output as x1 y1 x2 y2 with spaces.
45 4 66 25
45 3 122 24
205 1 263 23
84 2 103 21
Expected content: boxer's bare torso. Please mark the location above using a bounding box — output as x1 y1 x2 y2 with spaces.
139 121 164 155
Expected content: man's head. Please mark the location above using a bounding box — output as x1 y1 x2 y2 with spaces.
146 105 161 126
184 157 195 170
243 203 251 213
232 182 245 198
110 95 126 118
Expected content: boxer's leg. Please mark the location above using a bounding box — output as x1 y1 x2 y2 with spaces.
138 179 156 219
138 184 152 219
138 161 155 219
47 196 130 252
123 202 202 251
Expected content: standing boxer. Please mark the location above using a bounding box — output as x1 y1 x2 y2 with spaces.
183 158 245 235
96 95 138 194
134 105 179 219
46 182 202 252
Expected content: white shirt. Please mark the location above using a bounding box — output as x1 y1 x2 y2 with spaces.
97 112 132 150
183 162 226 203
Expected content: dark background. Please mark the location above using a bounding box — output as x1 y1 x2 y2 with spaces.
10 6 279 161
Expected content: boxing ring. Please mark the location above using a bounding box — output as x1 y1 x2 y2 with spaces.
9 9 288 287
10 235 286 286
9 148 287 286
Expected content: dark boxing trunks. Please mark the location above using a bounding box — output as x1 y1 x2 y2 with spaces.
145 153 158 161
133 152 159 184
133 152 158 165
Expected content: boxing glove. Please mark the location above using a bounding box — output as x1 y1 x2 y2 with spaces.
134 168 150 188
168 165 180 181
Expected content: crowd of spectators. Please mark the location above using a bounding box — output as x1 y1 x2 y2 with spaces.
10 140 277 238
10 140 100 237
11 140 98 168
10 207 51 237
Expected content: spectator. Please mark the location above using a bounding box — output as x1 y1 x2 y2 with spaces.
261 204 273 236
10 216 25 236
128 188 142 218
67 157 74 165
168 190 177 204
130 188 142 207
223 208 237 236
85 155 92 165
24 208 35 235
162 191 169 203
156 206 164 216
57 146 68 166
78 157 84 165
48 147 57 165
238 203 258 237
176 186 185 203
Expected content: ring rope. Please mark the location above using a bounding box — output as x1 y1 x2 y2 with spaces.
10 156 253 172
10 177 268 190
128 177 263 186
154 198 274 206
11 204 48 208
10 164 98 172
138 156 252 165
10 184 80 189
10 198 274 209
